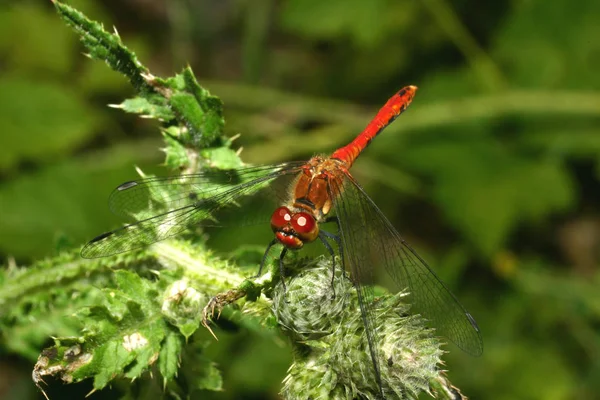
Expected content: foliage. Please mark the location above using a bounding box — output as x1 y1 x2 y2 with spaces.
0 0 598 399
1 1 247 397
0 2 458 399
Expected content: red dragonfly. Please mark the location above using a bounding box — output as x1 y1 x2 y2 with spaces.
82 86 482 396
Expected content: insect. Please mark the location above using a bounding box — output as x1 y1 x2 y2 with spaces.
82 86 483 397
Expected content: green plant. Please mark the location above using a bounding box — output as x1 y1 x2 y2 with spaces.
0 2 464 399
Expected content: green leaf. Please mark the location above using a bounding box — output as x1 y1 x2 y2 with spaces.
118 97 175 120
199 147 246 170
33 270 180 390
0 257 97 359
114 270 151 301
7 241 241 394
0 251 153 361
159 330 184 383
162 130 190 170
123 329 163 380
169 92 210 140
156 67 225 147
84 339 135 388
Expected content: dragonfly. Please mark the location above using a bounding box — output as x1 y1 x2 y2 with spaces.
81 86 483 397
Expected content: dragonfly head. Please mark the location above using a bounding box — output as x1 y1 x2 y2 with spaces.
270 206 319 249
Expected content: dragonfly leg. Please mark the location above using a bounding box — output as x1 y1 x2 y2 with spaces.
322 216 348 279
278 247 289 301
253 238 279 279
318 230 338 299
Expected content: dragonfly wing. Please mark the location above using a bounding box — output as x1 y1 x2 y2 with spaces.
108 163 305 220
82 204 199 258
82 162 305 258
331 173 483 363
329 176 385 395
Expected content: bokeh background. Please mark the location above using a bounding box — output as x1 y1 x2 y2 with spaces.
1 0 599 399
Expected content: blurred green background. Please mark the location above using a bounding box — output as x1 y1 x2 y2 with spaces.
1 0 599 399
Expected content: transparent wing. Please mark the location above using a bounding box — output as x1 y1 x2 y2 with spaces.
108 163 304 220
81 162 305 258
331 173 483 366
328 176 384 396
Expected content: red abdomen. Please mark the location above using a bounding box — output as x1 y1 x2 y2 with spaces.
331 86 417 167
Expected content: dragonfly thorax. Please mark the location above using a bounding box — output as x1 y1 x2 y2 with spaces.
270 206 319 249
292 156 347 219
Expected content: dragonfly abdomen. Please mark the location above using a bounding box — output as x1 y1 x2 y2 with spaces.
331 85 417 167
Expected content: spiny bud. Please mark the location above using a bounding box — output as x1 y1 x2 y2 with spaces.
162 279 208 339
274 257 443 399
272 257 351 341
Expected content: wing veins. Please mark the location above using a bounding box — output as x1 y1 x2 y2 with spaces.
334 172 483 358
82 164 304 258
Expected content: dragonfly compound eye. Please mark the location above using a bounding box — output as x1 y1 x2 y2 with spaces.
270 207 292 231
291 212 319 242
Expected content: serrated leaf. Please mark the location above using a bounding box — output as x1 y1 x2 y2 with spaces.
81 340 135 388
162 131 190 170
114 270 150 301
200 147 245 170
101 289 130 320
181 67 224 135
159 330 184 382
169 93 209 140
30 263 189 390
161 68 224 147
123 328 164 379
178 322 199 339
119 97 174 120
179 347 223 392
